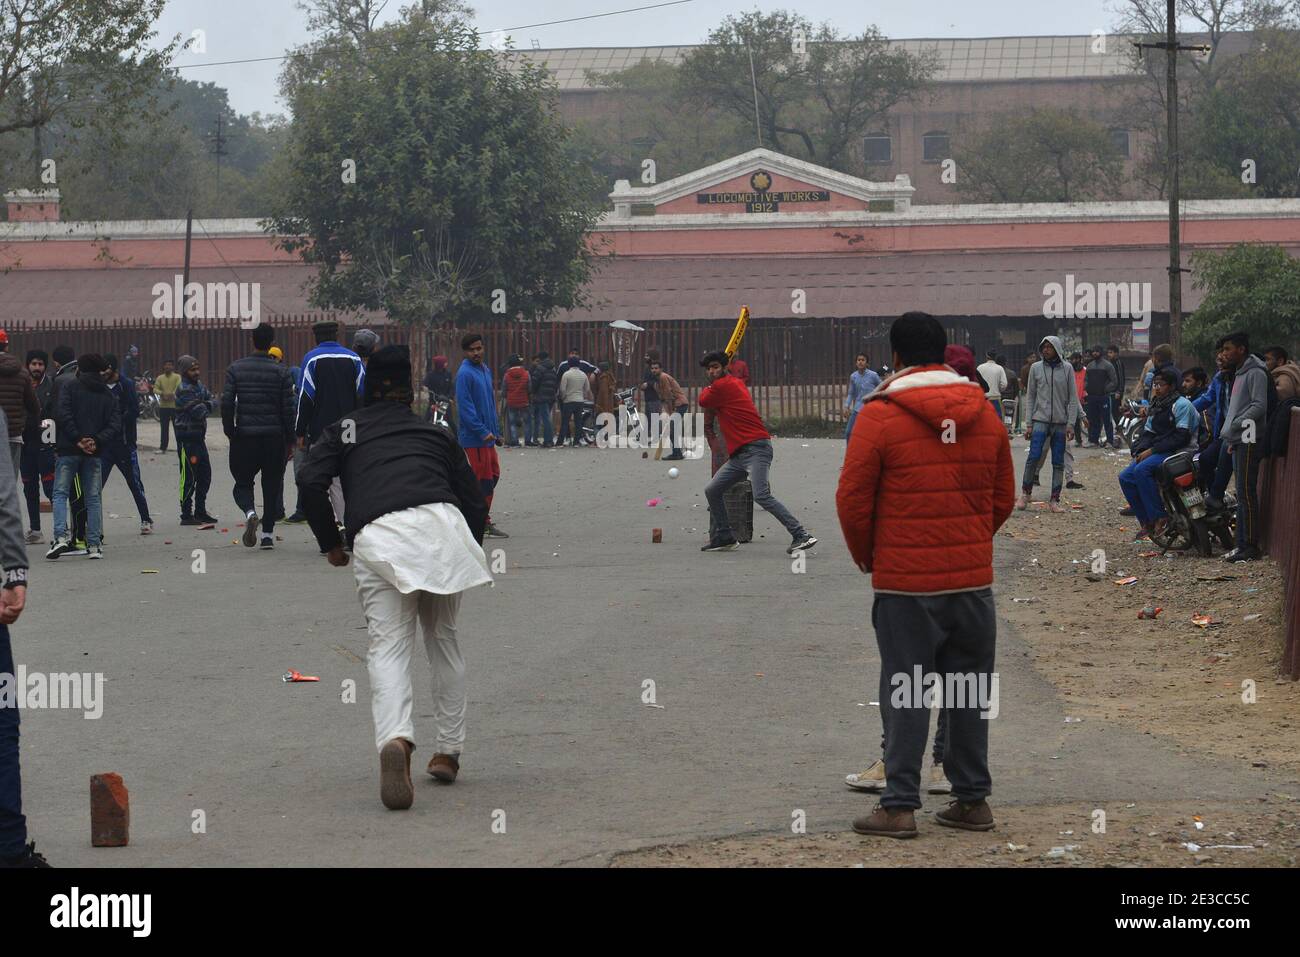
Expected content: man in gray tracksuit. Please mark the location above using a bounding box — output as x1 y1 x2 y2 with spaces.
1017 335 1079 512
1217 332 1269 562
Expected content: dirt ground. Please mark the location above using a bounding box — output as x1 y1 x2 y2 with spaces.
615 440 1300 868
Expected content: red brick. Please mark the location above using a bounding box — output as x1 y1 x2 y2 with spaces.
652 528 662 543
90 773 129 847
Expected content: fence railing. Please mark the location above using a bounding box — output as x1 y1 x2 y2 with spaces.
1260 406 1300 680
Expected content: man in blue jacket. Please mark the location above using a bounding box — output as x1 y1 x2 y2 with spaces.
1195 340 1236 512
455 333 507 538
99 354 153 535
295 321 363 525
1119 369 1199 542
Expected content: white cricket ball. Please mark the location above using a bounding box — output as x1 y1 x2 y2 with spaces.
668 467 680 479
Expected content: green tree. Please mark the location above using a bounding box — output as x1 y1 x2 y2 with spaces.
266 8 605 328
1187 244 1300 360
953 109 1125 202
675 10 936 172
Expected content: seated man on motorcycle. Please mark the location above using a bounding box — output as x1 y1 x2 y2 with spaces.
1119 369 1199 542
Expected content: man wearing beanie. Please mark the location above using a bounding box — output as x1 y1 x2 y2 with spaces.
47 354 119 559
295 320 363 523
223 324 296 549
299 345 492 810
174 355 218 526
352 329 380 366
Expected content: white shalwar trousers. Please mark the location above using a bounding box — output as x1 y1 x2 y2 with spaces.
353 559 467 755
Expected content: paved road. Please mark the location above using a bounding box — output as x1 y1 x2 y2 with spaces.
16 426 1292 865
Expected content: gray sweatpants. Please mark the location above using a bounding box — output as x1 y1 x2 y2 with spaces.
873 589 997 810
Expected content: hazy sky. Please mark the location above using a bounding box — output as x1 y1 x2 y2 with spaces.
158 0 1122 116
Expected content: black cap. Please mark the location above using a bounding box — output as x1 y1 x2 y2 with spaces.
364 345 412 404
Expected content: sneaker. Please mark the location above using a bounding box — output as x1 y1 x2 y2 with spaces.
1015 492 1030 510
86 545 104 559
484 522 509 539
45 538 72 560
427 753 460 783
180 515 202 526
1133 526 1151 542
140 521 153 535
1119 505 1136 516
281 513 306 524
935 798 995 831
1226 545 1262 563
851 805 918 839
1205 496 1226 513
1048 500 1066 513
664 452 685 460
701 537 739 552
845 759 887 792
64 545 88 557
242 511 259 548
197 512 219 524
259 534 275 550
1065 480 1085 489
927 764 953 794
0 840 51 868
24 529 42 545
787 534 818 554
379 738 415 811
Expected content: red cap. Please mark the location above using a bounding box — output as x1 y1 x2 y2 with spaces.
0 330 9 345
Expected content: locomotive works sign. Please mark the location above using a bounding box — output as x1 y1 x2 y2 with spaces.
696 170 830 213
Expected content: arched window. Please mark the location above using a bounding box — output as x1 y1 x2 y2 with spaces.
922 131 950 163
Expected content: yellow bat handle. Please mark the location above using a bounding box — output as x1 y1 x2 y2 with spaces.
725 306 750 358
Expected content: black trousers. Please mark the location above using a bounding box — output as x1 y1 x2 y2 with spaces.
158 408 176 451
229 433 287 533
873 589 997 810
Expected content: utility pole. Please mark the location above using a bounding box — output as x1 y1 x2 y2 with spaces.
182 208 193 332
1134 2 1209 359
208 114 229 195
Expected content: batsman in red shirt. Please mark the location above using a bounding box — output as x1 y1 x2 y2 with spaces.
696 350 816 554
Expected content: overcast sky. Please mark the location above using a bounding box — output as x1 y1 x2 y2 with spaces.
158 0 1122 116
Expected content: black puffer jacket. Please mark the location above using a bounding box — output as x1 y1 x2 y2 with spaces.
55 372 121 456
298 400 488 549
222 353 296 441
529 359 559 405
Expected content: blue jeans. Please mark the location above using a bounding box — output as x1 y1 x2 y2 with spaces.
1022 422 1067 497
53 455 102 545
0 623 25 858
1118 452 1169 525
505 406 530 446
530 402 554 446
844 408 858 442
705 439 805 541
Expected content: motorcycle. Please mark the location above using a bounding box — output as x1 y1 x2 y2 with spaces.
429 395 452 430
136 372 159 421
1116 398 1146 449
1149 449 1236 556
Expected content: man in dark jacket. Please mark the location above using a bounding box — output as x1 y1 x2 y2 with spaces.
47 354 119 559
99 354 153 535
0 333 40 488
299 345 491 809
295 320 363 523
1215 332 1271 562
174 355 218 526
223 324 295 549
20 351 55 543
528 352 558 448
1083 346 1118 447
46 346 88 550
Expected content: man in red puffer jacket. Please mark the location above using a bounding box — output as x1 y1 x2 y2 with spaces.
501 355 532 447
836 312 1015 841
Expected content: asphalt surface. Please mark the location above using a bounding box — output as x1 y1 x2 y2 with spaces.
15 424 1294 866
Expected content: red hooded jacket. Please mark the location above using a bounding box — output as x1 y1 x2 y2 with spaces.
836 365 1015 595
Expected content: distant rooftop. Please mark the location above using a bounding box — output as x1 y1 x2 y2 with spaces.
509 33 1255 90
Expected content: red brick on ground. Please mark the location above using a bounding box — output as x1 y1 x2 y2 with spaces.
90 773 129 847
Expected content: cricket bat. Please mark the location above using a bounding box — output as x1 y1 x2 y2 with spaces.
725 305 750 359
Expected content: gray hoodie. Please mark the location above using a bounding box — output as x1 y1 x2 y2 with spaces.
1025 336 1081 428
1222 353 1269 445
0 411 29 587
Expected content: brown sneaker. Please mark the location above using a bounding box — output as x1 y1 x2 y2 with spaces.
427 752 460 784
379 738 415 810
851 805 918 839
935 798 995 831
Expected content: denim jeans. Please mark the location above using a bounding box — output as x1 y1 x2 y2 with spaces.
704 439 805 540
53 455 102 545
1118 452 1169 525
504 406 530 446
0 623 25 859
530 402 554 446
844 408 859 442
1022 422 1067 497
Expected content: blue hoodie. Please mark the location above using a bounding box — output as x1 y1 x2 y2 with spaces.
1193 370 1232 441
455 358 498 448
